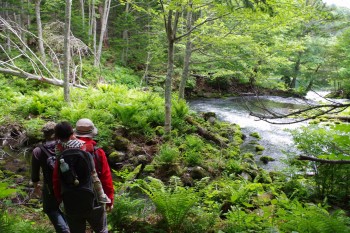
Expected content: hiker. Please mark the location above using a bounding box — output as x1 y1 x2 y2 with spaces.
31 121 70 233
52 121 114 233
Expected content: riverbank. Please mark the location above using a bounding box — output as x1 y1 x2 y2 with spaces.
185 74 303 99
1 78 350 232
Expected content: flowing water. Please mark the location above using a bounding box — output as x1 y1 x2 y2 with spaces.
189 92 330 171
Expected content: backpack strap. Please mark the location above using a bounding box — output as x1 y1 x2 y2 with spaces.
39 145 54 159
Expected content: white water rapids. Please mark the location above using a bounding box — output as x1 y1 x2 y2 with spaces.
189 91 332 171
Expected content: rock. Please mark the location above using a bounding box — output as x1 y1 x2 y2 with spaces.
203 112 216 121
181 173 194 186
250 132 261 139
255 145 265 152
137 154 148 164
108 151 127 163
114 136 130 151
240 172 252 181
260 156 275 164
190 166 208 180
114 125 128 137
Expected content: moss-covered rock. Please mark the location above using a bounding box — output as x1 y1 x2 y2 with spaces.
255 145 265 152
250 132 261 139
114 136 131 151
254 169 272 183
108 151 127 164
260 156 275 164
190 166 208 180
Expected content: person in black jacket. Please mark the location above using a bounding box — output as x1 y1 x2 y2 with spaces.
31 122 70 233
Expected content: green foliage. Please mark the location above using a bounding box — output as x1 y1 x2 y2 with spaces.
180 135 205 166
290 124 350 200
108 193 147 231
22 118 46 141
0 183 17 199
138 177 198 233
155 144 179 165
0 210 52 233
225 159 243 174
278 203 350 233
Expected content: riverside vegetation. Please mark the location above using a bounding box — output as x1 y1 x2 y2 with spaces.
1 70 350 233
1 1 350 231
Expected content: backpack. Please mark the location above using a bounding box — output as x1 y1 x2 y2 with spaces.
39 145 56 171
58 148 96 215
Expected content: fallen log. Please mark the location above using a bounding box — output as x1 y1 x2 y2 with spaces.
298 155 350 164
0 67 87 88
185 116 228 148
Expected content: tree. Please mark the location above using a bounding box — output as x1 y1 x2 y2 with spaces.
35 0 46 64
63 0 72 102
94 0 112 67
178 0 193 100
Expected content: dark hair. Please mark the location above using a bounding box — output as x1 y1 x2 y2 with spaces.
54 121 73 141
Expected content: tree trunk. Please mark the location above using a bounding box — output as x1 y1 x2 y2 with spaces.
63 0 72 102
290 52 302 88
89 0 97 57
178 2 193 100
20 0 27 52
165 38 174 136
80 0 85 31
141 52 152 86
94 0 111 67
121 2 130 66
35 0 46 65
5 1 11 52
164 8 180 137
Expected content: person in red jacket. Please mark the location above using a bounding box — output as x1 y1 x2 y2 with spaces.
53 120 114 233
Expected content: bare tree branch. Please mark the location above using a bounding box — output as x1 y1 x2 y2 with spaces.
298 155 350 164
0 67 86 88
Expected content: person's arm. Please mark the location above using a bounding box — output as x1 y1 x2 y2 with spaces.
31 147 42 197
96 149 115 209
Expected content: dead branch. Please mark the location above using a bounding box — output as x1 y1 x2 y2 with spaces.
0 67 86 88
298 155 350 164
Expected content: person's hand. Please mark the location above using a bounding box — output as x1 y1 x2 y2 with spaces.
33 183 42 198
106 204 114 212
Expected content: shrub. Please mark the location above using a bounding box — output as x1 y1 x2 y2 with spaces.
138 177 198 233
155 145 179 165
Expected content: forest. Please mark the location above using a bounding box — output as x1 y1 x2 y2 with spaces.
1 0 350 232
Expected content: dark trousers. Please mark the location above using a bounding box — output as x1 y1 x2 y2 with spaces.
65 205 107 233
42 185 70 233
47 210 70 233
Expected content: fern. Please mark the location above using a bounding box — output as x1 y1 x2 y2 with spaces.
138 177 198 233
108 193 146 231
278 202 350 233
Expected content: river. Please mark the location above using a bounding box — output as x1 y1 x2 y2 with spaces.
188 91 332 171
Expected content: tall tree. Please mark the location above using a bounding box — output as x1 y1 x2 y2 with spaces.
94 0 112 67
35 0 46 64
178 0 193 100
63 0 72 102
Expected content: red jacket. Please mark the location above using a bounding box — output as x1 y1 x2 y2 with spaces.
53 138 114 206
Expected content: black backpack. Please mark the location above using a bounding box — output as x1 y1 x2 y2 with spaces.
39 145 56 171
39 144 56 187
58 148 96 215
